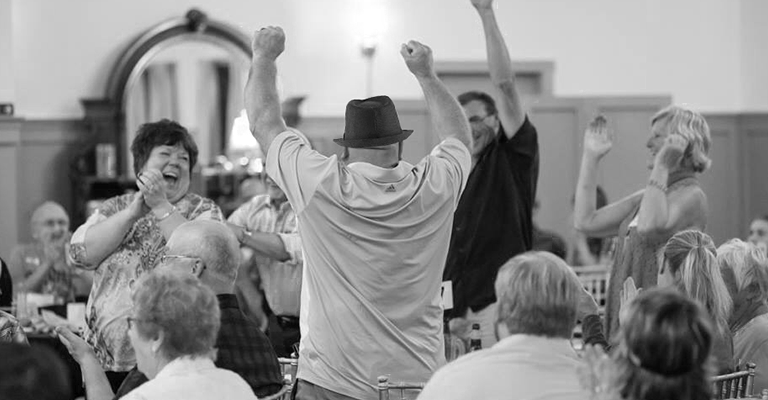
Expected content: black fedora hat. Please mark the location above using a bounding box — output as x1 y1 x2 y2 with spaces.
333 95 413 148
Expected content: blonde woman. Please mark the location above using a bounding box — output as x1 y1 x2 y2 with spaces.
658 230 733 372
717 239 768 387
575 106 711 339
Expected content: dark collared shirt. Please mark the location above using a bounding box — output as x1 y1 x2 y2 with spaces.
114 294 283 398
444 117 539 318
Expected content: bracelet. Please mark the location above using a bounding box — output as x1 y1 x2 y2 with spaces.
239 228 252 243
647 179 667 192
154 206 177 222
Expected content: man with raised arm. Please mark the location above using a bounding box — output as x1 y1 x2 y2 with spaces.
245 26 472 400
443 0 540 347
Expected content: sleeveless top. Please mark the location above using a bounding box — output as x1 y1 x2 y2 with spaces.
603 171 702 339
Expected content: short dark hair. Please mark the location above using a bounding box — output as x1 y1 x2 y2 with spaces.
613 288 714 400
130 119 199 175
0 343 72 400
458 91 498 116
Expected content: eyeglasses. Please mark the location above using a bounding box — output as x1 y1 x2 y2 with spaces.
160 254 206 276
126 316 150 330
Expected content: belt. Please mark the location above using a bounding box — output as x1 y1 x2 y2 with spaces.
276 315 300 329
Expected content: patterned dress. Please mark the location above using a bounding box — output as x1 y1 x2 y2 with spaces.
603 171 702 340
69 193 222 371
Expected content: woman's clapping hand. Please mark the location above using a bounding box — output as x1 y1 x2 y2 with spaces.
583 115 613 160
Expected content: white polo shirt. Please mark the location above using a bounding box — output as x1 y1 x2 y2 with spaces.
266 130 470 400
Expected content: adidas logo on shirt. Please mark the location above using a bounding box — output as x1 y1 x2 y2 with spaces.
385 184 396 193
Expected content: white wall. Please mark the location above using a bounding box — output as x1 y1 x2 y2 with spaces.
0 0 14 103
11 0 748 118
740 0 768 112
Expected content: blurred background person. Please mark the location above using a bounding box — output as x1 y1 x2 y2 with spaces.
657 230 733 372
748 215 768 253
582 288 715 400
0 342 71 400
531 199 567 260
9 201 91 303
718 239 768 388
69 119 223 388
575 107 711 339
227 175 303 357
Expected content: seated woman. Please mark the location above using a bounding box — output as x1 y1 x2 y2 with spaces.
657 230 734 372
583 288 715 400
574 107 711 339
123 270 255 400
717 239 768 388
69 119 223 382
9 201 91 303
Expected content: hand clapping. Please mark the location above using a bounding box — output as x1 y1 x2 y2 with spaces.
252 26 285 61
137 169 168 210
400 40 434 79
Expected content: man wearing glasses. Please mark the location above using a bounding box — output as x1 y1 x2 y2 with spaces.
443 0 540 348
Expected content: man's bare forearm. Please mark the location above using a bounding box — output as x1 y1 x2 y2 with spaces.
245 57 287 155
417 74 472 149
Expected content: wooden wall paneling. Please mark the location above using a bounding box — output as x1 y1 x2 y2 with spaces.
742 115 768 228
17 120 86 242
528 98 582 240
0 118 22 260
700 115 742 244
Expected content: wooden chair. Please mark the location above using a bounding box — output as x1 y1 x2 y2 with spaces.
712 363 756 399
278 357 299 385
573 264 611 314
377 375 425 400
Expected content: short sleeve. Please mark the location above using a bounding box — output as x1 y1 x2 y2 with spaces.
427 138 472 205
69 208 110 270
265 129 337 213
227 202 249 226
502 116 538 168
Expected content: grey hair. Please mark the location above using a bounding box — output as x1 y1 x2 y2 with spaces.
494 251 582 338
131 270 220 360
169 220 240 284
717 239 768 302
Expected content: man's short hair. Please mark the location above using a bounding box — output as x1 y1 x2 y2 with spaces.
169 221 240 283
458 91 498 116
494 251 581 338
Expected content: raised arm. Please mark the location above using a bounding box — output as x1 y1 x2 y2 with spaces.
472 0 525 135
401 41 472 149
245 26 288 156
574 116 641 237
636 135 706 237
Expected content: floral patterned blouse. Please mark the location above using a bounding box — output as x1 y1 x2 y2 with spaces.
69 193 222 371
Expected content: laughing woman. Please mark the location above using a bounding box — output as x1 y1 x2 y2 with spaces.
574 106 711 340
69 119 223 385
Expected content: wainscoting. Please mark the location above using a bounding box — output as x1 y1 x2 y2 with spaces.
0 110 764 260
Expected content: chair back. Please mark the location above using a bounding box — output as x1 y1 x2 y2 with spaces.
377 375 425 400
712 363 756 399
278 357 298 384
573 264 611 313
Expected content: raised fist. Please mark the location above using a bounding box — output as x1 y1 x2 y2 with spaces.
471 0 494 10
252 26 285 61
400 40 434 79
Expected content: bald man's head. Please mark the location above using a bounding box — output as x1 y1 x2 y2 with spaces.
164 220 240 285
31 201 69 243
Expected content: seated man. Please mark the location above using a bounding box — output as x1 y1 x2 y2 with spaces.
58 220 283 399
419 252 590 400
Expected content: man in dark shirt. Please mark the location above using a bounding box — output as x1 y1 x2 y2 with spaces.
443 0 540 347
58 221 283 400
